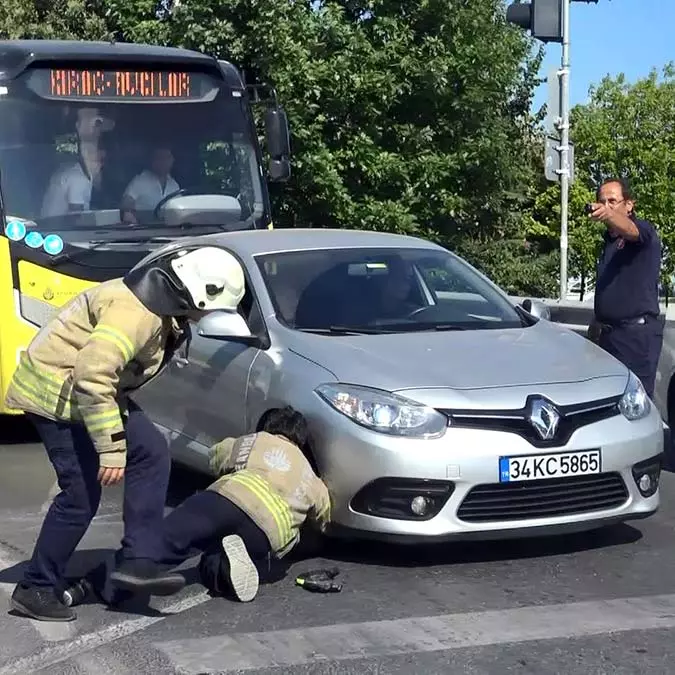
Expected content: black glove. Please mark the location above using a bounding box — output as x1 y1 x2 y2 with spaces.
295 567 342 593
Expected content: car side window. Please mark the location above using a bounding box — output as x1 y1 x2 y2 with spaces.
239 280 266 336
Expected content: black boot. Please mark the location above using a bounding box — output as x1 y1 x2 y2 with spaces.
11 583 76 622
109 559 185 596
61 560 134 608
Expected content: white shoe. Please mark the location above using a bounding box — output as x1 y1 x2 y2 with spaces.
221 535 259 602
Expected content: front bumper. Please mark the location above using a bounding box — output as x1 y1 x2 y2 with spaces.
313 404 663 542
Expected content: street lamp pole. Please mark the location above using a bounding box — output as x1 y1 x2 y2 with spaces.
559 0 571 301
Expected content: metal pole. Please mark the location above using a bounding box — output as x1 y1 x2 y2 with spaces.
559 0 571 301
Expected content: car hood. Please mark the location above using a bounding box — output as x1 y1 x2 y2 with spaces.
282 320 629 391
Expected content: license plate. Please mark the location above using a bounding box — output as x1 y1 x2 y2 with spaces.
499 450 601 483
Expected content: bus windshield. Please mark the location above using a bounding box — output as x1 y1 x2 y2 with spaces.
0 65 266 242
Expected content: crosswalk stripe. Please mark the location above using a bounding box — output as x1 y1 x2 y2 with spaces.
156 592 675 673
0 591 210 675
0 547 75 644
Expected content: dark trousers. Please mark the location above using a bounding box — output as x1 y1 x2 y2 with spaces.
159 491 272 592
598 315 664 399
23 403 171 592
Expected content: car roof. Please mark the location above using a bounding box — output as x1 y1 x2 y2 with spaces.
191 228 447 258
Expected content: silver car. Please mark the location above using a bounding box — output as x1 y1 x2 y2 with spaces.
133 228 663 543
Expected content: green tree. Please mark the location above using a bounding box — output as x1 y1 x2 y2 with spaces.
0 0 548 292
524 182 602 299
570 64 675 286
0 0 110 40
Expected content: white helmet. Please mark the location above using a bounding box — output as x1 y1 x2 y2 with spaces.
124 243 245 316
170 246 245 312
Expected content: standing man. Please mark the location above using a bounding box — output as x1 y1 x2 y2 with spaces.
41 108 113 218
5 242 245 622
590 178 663 398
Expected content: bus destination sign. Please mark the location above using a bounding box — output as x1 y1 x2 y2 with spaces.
48 69 195 99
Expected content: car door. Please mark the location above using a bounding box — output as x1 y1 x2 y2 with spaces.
132 280 266 470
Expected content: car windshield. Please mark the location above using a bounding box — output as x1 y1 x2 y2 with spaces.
0 66 265 242
256 247 524 333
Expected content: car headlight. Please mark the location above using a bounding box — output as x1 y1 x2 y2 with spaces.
618 371 651 421
315 383 448 438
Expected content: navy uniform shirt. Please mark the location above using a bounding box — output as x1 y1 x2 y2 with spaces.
594 215 661 323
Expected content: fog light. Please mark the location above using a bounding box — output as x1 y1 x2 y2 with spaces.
638 474 652 493
350 478 455 520
631 454 662 498
410 496 430 516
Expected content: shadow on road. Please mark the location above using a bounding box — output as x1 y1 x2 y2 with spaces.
317 522 643 569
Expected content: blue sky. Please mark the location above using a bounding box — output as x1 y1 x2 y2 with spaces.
532 0 672 113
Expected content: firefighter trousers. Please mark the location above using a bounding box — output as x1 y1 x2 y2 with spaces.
22 402 171 592
159 490 273 592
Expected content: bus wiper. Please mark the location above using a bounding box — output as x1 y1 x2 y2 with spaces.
49 236 174 266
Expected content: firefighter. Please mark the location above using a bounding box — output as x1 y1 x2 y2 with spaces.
6 242 246 622
72 406 331 604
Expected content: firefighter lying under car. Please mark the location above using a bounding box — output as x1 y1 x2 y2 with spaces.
64 406 332 605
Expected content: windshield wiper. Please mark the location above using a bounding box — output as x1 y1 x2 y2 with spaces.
48 236 174 266
297 323 471 335
358 322 469 333
297 326 396 335
426 323 469 331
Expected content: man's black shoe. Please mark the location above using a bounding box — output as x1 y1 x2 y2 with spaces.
109 559 185 596
11 583 76 621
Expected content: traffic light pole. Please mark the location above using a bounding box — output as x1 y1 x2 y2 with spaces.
559 0 571 301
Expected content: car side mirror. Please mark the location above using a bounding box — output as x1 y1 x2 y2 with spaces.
196 311 258 345
521 298 551 321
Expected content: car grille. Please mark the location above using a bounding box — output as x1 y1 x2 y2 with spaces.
439 396 621 448
457 473 628 523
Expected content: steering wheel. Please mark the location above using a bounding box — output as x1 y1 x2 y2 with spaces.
406 305 435 319
153 188 187 218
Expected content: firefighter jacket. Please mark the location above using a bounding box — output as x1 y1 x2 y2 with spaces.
208 431 331 557
5 278 183 469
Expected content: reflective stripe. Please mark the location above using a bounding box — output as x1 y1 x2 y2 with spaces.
243 472 294 537
11 359 124 434
91 324 135 362
228 473 290 543
228 472 294 546
11 359 74 416
82 409 123 433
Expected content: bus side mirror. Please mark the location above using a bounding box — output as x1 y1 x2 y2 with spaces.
264 107 291 182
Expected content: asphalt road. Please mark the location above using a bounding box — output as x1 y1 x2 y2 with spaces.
1 419 675 674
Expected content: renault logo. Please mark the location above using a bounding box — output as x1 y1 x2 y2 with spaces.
527 397 560 441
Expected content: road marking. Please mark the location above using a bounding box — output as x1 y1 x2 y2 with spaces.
156 592 675 673
0 548 76 643
0 590 210 675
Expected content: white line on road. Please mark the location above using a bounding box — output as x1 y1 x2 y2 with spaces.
0 590 210 675
0 548 76 643
156 592 675 673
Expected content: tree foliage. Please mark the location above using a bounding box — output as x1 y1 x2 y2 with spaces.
1 3 672 300
570 64 675 282
0 0 546 293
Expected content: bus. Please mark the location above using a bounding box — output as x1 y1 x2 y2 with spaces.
0 39 291 414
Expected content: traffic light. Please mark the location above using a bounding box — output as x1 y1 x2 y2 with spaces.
506 0 563 43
